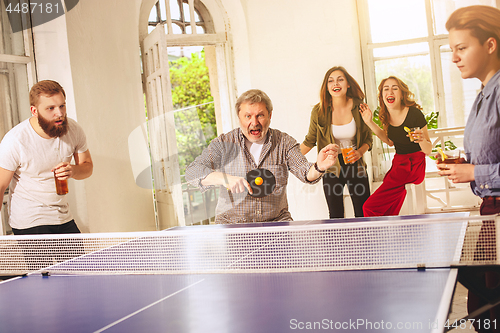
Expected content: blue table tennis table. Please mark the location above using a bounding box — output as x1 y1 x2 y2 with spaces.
0 213 475 333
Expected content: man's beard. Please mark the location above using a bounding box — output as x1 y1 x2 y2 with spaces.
38 114 68 138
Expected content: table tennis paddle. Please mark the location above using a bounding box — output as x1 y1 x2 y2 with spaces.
246 168 276 198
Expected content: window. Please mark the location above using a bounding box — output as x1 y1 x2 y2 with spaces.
0 0 35 138
0 0 36 234
142 0 233 227
358 0 497 182
148 0 210 34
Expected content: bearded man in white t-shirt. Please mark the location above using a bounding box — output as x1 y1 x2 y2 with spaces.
0 80 93 235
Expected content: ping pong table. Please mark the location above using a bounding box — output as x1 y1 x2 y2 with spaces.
0 213 492 333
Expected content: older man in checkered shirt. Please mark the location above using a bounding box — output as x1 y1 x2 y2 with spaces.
185 89 338 224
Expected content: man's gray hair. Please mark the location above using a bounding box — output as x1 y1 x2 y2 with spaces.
235 89 273 115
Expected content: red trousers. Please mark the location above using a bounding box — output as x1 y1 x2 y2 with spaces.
363 151 426 217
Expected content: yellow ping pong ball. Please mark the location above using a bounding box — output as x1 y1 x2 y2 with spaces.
255 177 263 186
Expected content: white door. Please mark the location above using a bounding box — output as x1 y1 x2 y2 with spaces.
141 24 185 228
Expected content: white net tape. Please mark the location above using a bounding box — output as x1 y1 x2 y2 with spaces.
0 215 498 275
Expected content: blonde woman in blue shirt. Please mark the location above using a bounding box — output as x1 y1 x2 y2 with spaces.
444 5 500 332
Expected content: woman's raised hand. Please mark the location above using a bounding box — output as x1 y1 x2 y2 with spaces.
359 103 373 125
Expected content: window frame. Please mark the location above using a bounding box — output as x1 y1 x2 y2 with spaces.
357 0 448 125
0 0 36 129
357 0 465 182
356 0 498 213
149 0 210 34
0 0 36 235
146 0 234 134
141 0 236 227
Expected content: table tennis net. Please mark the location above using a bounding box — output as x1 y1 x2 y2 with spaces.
0 215 498 275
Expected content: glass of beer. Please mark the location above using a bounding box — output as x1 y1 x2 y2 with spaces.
54 169 68 195
340 140 356 164
437 148 462 170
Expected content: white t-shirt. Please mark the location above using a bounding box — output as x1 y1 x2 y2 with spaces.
332 118 356 146
0 118 88 229
245 139 264 165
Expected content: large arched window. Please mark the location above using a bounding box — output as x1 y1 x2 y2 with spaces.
357 0 496 213
140 0 234 228
148 0 212 34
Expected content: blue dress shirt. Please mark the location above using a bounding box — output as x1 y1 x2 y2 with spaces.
464 69 500 197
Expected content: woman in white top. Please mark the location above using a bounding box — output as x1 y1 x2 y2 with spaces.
301 66 373 218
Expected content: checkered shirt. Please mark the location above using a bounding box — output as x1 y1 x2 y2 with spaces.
185 128 319 224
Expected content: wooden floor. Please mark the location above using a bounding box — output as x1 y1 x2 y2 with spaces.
448 282 477 332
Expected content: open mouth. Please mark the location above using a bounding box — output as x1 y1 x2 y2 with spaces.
333 87 341 92
249 128 262 136
386 97 395 103
55 119 64 126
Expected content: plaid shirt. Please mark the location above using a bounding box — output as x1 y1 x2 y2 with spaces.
185 128 320 224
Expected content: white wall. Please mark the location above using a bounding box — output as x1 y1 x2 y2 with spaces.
31 12 88 230
47 2 156 232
